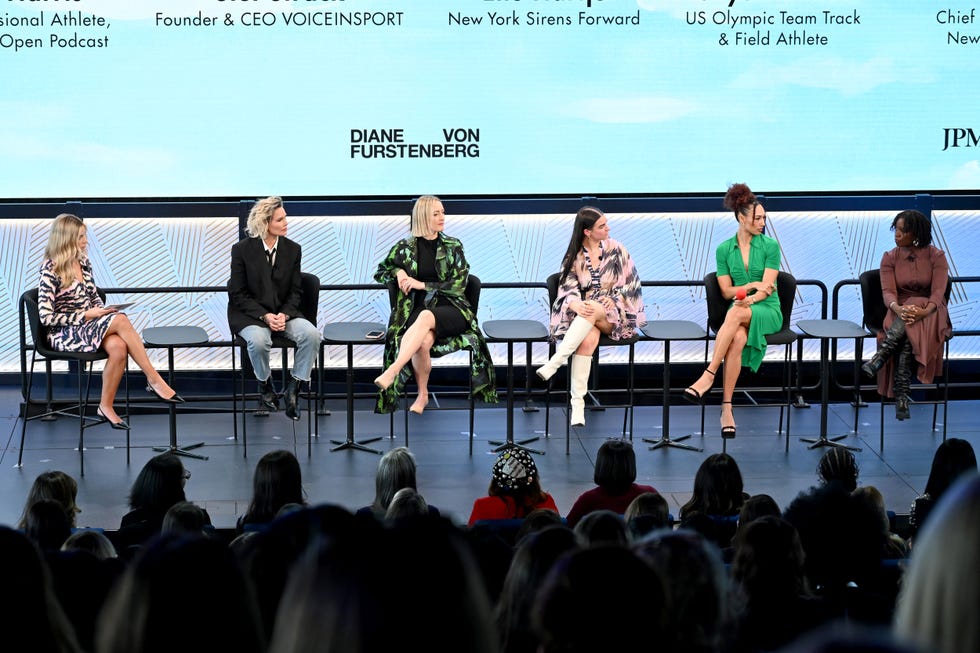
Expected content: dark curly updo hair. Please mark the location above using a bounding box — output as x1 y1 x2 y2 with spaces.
723 183 758 221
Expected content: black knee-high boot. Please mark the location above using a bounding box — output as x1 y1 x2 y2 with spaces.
893 340 913 421
862 319 907 378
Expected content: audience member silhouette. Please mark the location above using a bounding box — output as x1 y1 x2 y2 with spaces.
384 487 429 520
634 529 731 653
0 526 82 653
679 453 749 549
907 438 976 544
162 501 213 537
565 439 657 527
495 526 579 653
894 472 980 653
24 498 73 552
783 482 887 613
238 449 307 532
18 469 81 529
117 453 205 548
267 515 498 653
61 529 118 560
572 509 629 547
533 545 667 653
49 549 124 653
468 448 559 525
624 491 671 541
96 533 265 653
852 486 908 559
234 504 359 640
680 453 748 518
357 446 439 518
817 448 860 492
730 515 835 652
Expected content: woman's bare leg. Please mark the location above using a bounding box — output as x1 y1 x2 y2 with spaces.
102 314 176 398
410 331 436 413
374 310 436 390
721 327 748 431
98 334 127 422
687 305 752 398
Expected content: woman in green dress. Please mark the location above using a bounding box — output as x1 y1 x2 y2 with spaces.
372 195 496 414
682 183 782 438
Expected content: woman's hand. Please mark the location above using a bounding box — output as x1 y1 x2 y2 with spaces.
83 306 116 320
900 304 931 325
572 300 597 318
396 272 423 295
598 295 616 313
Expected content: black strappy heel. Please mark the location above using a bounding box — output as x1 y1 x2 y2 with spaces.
721 401 736 439
683 368 715 406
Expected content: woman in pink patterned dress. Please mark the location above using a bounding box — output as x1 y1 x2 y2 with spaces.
37 214 182 430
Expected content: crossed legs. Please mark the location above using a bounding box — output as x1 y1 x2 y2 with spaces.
374 310 437 413
686 305 751 434
98 314 177 423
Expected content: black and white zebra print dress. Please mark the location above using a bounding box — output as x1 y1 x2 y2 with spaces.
38 258 117 353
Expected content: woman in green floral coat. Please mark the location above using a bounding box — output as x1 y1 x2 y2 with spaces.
373 196 496 414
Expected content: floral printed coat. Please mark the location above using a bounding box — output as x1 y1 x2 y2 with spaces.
373 234 497 413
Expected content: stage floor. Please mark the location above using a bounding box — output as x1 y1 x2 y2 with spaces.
2 386 977 530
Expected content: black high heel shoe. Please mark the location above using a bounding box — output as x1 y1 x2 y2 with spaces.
146 385 185 404
97 407 130 431
683 368 715 406
720 401 736 439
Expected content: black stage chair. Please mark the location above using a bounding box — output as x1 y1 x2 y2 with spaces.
385 275 481 454
859 269 951 451
703 270 797 450
19 288 130 476
545 272 638 453
230 272 320 457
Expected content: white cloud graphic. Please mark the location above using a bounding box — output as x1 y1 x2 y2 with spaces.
949 160 980 189
564 96 699 124
729 56 932 96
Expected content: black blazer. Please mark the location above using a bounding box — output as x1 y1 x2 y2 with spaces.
227 236 305 334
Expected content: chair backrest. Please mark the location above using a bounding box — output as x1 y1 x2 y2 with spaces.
546 272 562 310
21 287 107 358
704 270 796 335
387 275 480 314
774 270 797 333
859 269 886 334
298 272 320 325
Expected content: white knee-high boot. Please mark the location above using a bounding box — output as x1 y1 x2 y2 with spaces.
536 316 595 381
569 354 591 426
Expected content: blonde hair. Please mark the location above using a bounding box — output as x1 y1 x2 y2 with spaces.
43 213 86 287
894 473 980 653
245 196 283 239
410 195 441 238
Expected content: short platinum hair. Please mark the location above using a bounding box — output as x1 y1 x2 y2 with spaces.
410 195 441 238
245 196 283 239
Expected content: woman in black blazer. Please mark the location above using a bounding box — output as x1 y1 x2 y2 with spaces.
228 196 321 420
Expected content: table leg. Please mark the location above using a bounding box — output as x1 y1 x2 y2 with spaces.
644 341 702 452
152 347 208 460
330 343 382 454
798 337 861 452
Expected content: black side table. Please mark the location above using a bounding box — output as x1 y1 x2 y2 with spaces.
321 321 387 455
142 326 210 460
640 321 707 453
483 319 550 455
796 319 868 452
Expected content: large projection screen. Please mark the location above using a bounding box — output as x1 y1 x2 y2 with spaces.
2 0 979 199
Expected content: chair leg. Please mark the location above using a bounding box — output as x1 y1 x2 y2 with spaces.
18 353 37 468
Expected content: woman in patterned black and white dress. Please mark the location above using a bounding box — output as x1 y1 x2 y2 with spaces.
37 214 183 430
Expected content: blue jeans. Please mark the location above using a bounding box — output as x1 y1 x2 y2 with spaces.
239 318 320 383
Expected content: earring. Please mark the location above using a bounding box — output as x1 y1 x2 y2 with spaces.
913 239 920 246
